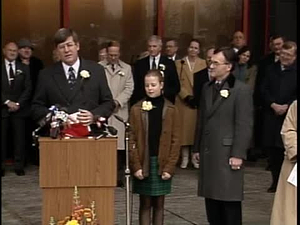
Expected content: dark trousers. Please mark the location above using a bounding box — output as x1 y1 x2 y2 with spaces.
269 147 285 188
1 117 26 170
205 198 242 225
117 150 126 183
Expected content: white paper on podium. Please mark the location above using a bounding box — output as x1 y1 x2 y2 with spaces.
287 163 297 187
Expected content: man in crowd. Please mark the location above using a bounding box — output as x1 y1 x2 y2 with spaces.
231 31 246 53
31 28 115 132
193 46 215 108
253 34 285 166
165 38 180 61
99 40 134 187
2 42 32 176
98 42 108 63
17 38 44 165
131 35 180 105
260 41 297 193
193 47 253 225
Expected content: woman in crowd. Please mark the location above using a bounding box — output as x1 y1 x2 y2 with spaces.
129 69 181 225
175 39 206 168
233 45 257 90
271 100 297 225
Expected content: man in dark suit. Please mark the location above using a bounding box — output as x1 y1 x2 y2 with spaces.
165 38 180 61
2 42 32 176
31 28 115 133
17 38 45 166
193 46 215 108
130 35 180 105
253 35 285 164
260 41 297 193
193 47 253 225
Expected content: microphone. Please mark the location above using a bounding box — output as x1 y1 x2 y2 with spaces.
102 123 118 136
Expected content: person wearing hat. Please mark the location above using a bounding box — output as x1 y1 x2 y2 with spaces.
17 38 44 166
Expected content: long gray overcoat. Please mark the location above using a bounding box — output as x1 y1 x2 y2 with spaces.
194 74 253 201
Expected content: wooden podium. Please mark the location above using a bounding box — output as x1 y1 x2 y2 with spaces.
39 137 117 225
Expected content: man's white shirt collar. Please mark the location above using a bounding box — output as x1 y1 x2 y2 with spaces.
62 58 80 79
4 59 16 77
149 53 161 69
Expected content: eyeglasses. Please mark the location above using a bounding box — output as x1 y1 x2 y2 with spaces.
209 61 229 67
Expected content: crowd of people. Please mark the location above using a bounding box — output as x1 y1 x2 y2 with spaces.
1 28 297 225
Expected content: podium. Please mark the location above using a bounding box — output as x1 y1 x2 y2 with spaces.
39 137 117 225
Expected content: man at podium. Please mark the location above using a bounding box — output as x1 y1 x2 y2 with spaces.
31 28 115 130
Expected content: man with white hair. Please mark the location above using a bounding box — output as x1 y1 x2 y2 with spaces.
130 35 180 105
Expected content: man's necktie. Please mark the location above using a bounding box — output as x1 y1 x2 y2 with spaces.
111 64 115 72
152 57 156 69
68 67 76 90
9 63 15 88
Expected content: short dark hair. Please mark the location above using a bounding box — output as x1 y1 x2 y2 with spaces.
282 41 297 55
189 38 201 47
107 40 121 49
166 38 178 47
214 46 237 71
145 69 164 83
270 34 286 42
237 46 253 67
54 28 79 47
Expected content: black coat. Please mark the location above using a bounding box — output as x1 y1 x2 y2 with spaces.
31 58 115 122
254 52 276 106
193 68 210 108
260 61 297 148
130 55 180 105
1 60 32 118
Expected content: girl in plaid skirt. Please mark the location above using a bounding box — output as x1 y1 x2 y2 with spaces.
129 69 181 224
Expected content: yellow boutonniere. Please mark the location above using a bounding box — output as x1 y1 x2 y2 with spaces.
80 70 90 79
141 101 155 111
220 89 229 98
66 220 79 225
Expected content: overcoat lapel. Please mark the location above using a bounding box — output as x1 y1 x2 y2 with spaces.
206 82 230 119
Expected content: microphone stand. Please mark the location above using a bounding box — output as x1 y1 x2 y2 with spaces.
114 115 131 225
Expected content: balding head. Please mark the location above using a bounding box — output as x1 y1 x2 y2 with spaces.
232 31 246 50
3 42 18 62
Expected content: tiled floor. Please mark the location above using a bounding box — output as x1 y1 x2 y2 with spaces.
2 159 275 225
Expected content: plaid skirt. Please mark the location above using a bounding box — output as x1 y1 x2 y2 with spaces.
133 156 172 196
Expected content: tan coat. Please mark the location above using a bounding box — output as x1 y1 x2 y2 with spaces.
100 60 134 150
129 99 181 177
175 57 206 145
271 100 297 225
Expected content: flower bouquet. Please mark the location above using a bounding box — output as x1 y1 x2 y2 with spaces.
49 186 99 225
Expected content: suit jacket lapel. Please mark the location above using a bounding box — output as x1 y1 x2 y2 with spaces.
52 62 71 102
206 82 230 119
2 63 9 87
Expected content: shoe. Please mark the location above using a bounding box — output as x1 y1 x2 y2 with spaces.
1 169 4 177
267 185 276 193
15 169 25 176
192 163 199 169
180 159 188 169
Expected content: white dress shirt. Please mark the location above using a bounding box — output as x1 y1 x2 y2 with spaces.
5 59 16 84
149 53 161 69
62 58 80 79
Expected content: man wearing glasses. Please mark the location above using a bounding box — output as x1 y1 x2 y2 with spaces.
31 28 115 131
193 47 253 225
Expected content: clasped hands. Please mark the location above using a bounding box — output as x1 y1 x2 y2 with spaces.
271 103 288 116
7 101 20 112
134 169 171 180
64 109 94 127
